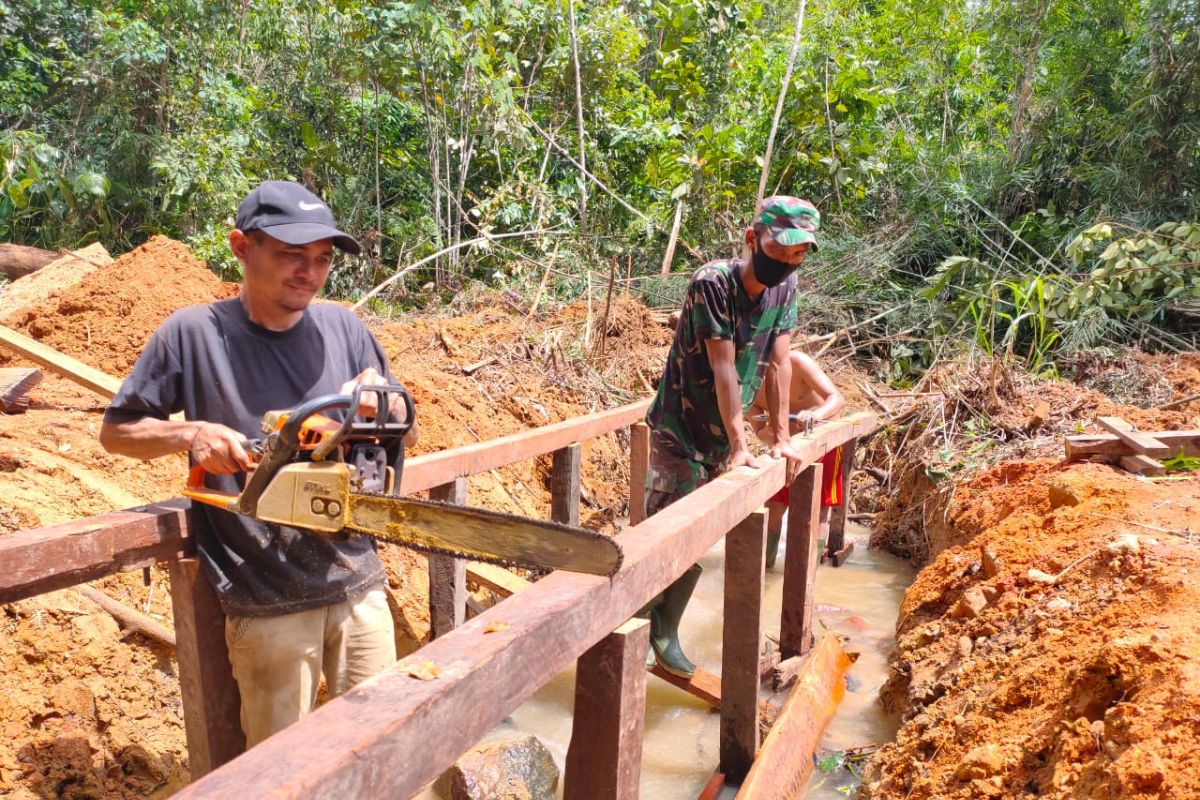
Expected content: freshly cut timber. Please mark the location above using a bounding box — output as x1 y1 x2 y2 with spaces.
0 367 41 412
183 385 623 577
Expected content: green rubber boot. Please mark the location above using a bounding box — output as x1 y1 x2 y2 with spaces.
766 528 782 569
649 563 703 677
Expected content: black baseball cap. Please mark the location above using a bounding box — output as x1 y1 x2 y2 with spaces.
235 180 361 255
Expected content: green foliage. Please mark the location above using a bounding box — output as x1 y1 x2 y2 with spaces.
0 0 1199 379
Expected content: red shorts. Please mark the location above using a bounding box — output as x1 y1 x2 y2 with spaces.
767 446 845 507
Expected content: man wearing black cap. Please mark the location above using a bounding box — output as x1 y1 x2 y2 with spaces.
100 180 415 747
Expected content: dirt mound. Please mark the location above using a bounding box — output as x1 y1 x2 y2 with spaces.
2 236 236 377
861 460 1200 800
867 354 1199 563
0 243 113 320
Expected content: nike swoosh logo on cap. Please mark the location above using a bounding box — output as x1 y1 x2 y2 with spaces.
298 201 324 211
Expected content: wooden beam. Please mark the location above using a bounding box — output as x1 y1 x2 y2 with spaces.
735 633 854 799
721 510 767 783
172 413 876 800
168 557 245 777
400 399 651 494
650 664 721 709
780 464 822 659
1096 416 1170 457
466 562 531 598
0 500 191 605
629 422 650 527
0 323 123 398
825 437 857 562
563 618 650 800
1065 430 1200 460
427 478 468 639
551 444 582 527
1119 454 1165 476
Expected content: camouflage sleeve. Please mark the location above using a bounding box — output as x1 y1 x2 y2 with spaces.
687 271 734 340
778 283 799 333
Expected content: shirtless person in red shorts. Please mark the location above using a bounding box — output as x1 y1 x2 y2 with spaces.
749 350 845 567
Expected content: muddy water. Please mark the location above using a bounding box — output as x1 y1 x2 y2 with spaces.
416 524 913 799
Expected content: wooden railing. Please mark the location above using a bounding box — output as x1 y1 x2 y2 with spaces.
0 399 875 798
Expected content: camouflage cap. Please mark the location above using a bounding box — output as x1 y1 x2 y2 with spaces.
756 196 820 251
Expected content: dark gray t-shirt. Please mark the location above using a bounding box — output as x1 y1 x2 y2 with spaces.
105 298 393 617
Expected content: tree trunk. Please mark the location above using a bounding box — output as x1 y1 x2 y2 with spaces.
0 244 58 281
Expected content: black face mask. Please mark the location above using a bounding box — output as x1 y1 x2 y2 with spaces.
751 246 796 288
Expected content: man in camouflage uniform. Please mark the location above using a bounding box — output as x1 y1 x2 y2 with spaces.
642 196 820 677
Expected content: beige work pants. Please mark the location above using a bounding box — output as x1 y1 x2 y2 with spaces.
225 586 396 747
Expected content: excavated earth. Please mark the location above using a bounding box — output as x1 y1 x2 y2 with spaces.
859 359 1200 799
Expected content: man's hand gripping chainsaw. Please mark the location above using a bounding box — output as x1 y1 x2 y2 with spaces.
182 385 622 577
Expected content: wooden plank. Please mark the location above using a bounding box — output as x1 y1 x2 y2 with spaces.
650 663 722 709
1119 454 1166 476
1096 416 1170 457
780 464 822 659
563 618 650 800
173 413 877 800
168 557 245 777
629 421 650 527
466 562 531 597
735 633 854 799
1065 430 1200 460
427 478 468 639
825 437 857 561
721 510 767 783
551 444 582 527
400 399 651 494
0 500 192 605
0 367 41 410
0 324 123 398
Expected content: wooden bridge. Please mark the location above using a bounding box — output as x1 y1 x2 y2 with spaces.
0 398 875 799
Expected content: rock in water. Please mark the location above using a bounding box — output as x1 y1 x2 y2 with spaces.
435 735 559 800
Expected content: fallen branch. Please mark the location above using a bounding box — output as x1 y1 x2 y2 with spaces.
73 584 176 648
1155 392 1200 411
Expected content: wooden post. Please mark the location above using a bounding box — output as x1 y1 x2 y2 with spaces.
720 509 767 783
167 557 245 776
428 477 468 639
551 444 582 527
629 422 650 527
825 437 857 565
563 618 650 800
780 463 822 659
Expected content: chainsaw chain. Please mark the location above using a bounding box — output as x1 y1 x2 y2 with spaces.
340 488 621 574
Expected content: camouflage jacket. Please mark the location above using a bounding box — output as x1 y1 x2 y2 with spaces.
646 259 798 464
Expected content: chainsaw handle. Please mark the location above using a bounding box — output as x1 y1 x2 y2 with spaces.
237 385 415 516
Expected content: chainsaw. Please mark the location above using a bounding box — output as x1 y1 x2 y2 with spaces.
182 384 623 577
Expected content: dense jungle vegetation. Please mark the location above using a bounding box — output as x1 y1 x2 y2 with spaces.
2 0 1199 376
